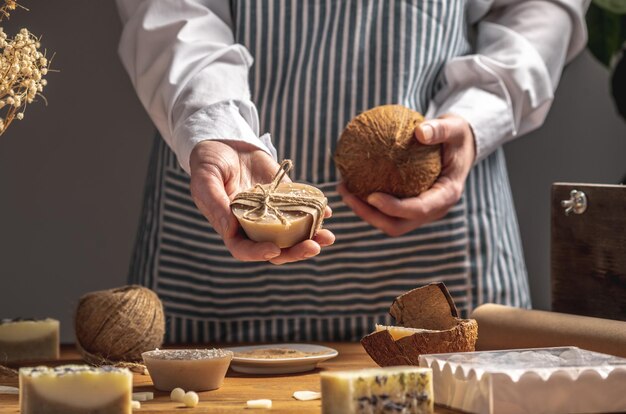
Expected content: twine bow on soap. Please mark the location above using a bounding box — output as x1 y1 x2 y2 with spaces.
231 160 326 239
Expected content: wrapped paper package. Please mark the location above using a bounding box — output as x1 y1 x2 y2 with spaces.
471 304 626 358
230 160 327 249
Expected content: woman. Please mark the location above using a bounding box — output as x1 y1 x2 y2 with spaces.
116 0 587 343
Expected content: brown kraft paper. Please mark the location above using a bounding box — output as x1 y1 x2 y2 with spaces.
470 304 626 358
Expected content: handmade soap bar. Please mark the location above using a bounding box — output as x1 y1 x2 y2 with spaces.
19 365 132 414
142 348 233 391
0 318 59 363
321 366 434 414
231 181 327 248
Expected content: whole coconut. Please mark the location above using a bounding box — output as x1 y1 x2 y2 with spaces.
334 105 441 198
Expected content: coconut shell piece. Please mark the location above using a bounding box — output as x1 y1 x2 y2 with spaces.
334 105 441 198
361 283 478 367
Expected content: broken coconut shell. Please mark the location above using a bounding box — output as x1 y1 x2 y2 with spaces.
361 283 478 367
334 105 442 198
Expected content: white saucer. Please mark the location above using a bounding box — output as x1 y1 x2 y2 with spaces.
224 343 339 375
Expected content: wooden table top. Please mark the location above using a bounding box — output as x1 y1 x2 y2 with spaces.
0 343 459 413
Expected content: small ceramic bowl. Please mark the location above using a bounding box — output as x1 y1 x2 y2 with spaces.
142 349 233 392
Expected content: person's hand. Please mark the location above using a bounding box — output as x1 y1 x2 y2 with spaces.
189 140 335 264
337 114 475 237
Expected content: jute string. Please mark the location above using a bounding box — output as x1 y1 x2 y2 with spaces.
74 285 164 375
231 160 326 238
0 345 148 378
75 340 148 375
0 365 17 378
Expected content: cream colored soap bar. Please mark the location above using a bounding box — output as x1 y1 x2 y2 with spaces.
321 366 433 414
0 318 59 363
232 182 327 248
19 365 132 414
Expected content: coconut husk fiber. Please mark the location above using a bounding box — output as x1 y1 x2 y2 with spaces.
361 283 478 367
334 105 442 198
74 285 164 371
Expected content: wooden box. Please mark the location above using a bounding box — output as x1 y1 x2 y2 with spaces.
551 183 626 321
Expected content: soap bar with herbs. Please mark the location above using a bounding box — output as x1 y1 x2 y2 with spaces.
231 182 327 249
320 366 434 414
19 365 133 414
0 318 59 363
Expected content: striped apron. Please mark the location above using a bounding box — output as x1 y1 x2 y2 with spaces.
129 0 531 343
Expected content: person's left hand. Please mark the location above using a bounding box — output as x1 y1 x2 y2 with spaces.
337 114 476 237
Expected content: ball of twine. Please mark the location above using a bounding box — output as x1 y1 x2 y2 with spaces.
75 285 165 366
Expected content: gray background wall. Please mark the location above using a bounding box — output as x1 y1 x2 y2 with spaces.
0 2 625 342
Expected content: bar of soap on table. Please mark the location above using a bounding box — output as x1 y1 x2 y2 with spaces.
0 318 59 363
321 366 434 414
19 365 132 414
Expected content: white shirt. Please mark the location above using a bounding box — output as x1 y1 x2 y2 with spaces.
116 0 588 174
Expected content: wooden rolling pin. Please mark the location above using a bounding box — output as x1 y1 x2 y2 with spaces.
470 304 626 358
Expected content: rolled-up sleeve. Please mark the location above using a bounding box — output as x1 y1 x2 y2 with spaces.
116 0 276 174
426 0 589 163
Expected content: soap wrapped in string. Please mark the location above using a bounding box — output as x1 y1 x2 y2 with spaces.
230 160 328 249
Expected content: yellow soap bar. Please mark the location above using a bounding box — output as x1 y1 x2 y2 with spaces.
19 365 132 414
321 366 434 414
0 318 59 363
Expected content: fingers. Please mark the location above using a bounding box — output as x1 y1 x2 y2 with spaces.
366 176 461 221
270 240 321 265
324 205 333 218
191 168 282 261
314 229 335 247
269 205 334 264
225 235 282 261
338 183 409 236
223 229 335 264
415 116 469 145
268 229 335 265
338 180 458 236
190 166 237 239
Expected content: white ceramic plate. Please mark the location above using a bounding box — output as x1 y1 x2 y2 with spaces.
224 343 338 375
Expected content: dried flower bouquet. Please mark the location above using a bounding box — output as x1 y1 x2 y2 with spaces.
0 0 50 135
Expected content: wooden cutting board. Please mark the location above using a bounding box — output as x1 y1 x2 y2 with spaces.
552 182 626 321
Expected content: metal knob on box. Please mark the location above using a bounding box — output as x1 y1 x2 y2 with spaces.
561 189 587 215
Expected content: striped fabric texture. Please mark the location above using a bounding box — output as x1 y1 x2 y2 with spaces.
129 0 531 344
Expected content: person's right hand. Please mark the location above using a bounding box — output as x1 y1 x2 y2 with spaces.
189 140 335 265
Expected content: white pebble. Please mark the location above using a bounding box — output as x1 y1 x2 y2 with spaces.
247 399 272 409
183 391 199 408
132 392 154 402
292 391 321 401
170 387 185 402
131 400 141 409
